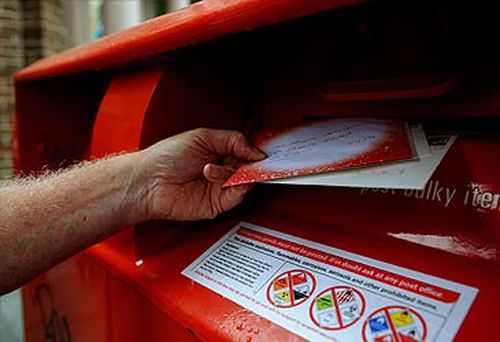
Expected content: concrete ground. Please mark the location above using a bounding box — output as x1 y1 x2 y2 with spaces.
0 290 24 342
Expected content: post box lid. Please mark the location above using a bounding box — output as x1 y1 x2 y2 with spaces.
15 0 364 82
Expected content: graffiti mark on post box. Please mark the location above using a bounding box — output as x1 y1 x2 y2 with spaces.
35 283 72 342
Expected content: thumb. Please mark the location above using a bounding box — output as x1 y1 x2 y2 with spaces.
219 184 252 212
203 164 234 183
203 130 266 161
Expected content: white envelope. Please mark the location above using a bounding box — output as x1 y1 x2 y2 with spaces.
266 125 456 190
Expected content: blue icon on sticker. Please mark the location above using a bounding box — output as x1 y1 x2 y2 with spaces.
369 315 389 333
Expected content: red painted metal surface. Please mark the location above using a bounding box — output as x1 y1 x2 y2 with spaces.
15 0 500 341
22 254 109 342
91 67 163 158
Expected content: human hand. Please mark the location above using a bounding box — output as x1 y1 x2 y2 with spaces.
133 128 265 221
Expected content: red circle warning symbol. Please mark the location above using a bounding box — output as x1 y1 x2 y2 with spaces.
266 269 316 308
362 306 427 342
309 286 366 330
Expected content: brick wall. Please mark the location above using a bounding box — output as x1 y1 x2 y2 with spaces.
0 0 23 179
0 0 65 179
23 0 65 65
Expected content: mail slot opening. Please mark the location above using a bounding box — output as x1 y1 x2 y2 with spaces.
133 0 500 266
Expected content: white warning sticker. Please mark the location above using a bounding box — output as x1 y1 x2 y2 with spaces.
182 222 477 341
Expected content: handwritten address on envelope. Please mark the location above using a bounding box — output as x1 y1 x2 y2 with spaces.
223 118 412 187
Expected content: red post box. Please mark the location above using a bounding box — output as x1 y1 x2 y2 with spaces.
13 0 500 341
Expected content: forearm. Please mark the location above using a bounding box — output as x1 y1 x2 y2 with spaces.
0 152 145 294
0 128 263 294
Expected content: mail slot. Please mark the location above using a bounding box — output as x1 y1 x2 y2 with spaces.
14 0 500 341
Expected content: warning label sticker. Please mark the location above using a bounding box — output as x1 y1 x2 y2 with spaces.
182 222 477 341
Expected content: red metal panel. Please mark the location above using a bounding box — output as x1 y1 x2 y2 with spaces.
91 67 163 157
108 275 198 342
22 254 109 342
14 75 106 173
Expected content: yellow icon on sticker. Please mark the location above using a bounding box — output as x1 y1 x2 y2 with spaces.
275 290 290 302
391 310 414 327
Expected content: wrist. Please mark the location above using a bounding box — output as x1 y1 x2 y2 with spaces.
119 151 152 224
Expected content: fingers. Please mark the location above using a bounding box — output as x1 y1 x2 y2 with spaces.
219 184 252 212
204 162 253 216
198 129 266 161
203 163 234 183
